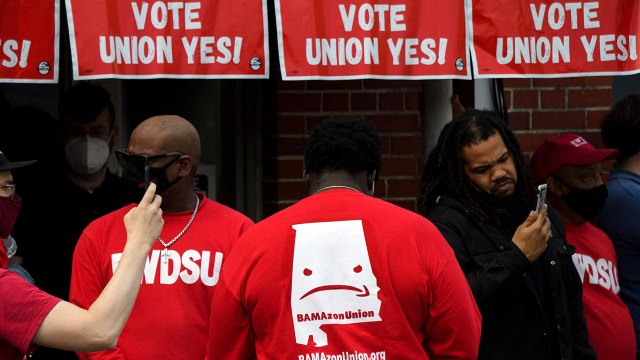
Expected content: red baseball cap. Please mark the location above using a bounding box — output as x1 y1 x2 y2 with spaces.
530 134 618 183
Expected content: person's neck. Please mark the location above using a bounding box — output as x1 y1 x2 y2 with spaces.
64 166 108 193
616 154 640 176
160 183 199 213
309 173 368 195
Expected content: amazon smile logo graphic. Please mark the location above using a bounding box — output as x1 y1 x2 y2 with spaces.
299 284 370 299
291 220 382 347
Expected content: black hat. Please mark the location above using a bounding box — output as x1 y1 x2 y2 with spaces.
0 151 36 171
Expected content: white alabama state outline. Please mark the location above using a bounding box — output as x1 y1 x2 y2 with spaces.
291 220 382 347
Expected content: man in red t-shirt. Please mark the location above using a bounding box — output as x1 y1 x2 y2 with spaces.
530 133 636 360
71 115 254 360
207 117 481 359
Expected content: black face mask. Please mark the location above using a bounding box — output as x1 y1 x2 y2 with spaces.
122 157 182 194
557 180 608 220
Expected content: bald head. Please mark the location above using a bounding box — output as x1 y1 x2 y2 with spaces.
130 115 201 167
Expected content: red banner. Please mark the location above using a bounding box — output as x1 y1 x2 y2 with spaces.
66 0 268 79
471 0 640 78
275 0 470 80
0 0 59 83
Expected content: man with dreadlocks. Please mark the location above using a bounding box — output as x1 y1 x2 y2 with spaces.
418 109 595 360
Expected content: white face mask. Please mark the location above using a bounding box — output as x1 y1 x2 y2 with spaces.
64 136 111 174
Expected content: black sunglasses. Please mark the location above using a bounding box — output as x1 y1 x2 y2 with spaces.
115 150 183 168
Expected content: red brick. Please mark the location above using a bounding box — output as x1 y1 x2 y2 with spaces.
276 115 306 135
568 89 612 108
504 90 513 110
269 136 307 156
387 179 421 197
379 135 391 155
533 77 587 87
516 132 558 152
405 91 420 111
277 159 304 179
307 80 363 91
363 80 420 90
351 93 377 111
379 92 404 111
368 114 420 133
374 180 388 197
503 78 532 88
513 89 539 109
322 93 349 112
540 89 566 109
508 111 530 130
390 135 423 154
277 93 321 112
587 76 613 87
381 157 420 177
306 115 332 130
532 111 585 130
586 110 609 129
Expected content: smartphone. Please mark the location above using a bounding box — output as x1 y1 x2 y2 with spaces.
144 165 150 190
534 184 547 215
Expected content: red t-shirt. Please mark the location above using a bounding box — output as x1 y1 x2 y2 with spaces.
207 189 481 359
567 221 636 360
70 193 253 360
0 268 61 360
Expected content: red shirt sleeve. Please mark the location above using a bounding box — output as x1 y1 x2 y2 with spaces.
0 268 61 356
207 274 256 359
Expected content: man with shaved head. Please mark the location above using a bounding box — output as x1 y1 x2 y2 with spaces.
69 115 254 360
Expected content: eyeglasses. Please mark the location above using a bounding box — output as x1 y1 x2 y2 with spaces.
115 150 182 168
0 184 16 199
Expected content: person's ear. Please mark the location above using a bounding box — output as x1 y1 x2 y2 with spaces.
177 155 193 176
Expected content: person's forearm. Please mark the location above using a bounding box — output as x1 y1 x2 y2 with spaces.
83 239 152 346
33 238 152 351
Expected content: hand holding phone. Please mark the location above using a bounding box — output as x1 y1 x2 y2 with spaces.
534 184 547 216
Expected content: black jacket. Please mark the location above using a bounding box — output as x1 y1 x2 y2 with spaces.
427 196 595 360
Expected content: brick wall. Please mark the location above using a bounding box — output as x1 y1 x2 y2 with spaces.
262 76 615 218
505 76 614 159
263 79 423 217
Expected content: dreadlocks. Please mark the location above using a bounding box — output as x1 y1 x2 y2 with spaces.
418 109 536 222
